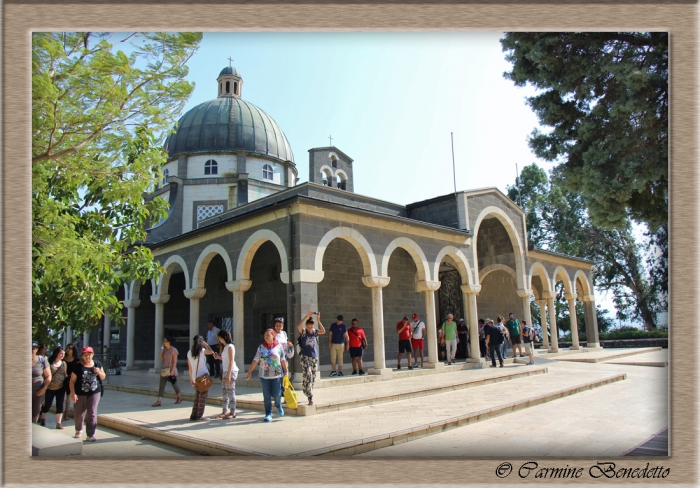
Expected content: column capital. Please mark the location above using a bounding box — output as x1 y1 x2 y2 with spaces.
225 280 252 293
516 288 533 298
534 299 547 306
541 291 556 300
563 292 578 301
460 284 482 295
150 294 170 305
290 269 325 284
416 280 441 292
123 299 141 308
362 275 390 288
581 294 595 302
183 287 207 300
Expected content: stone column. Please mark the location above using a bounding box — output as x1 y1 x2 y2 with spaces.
462 284 483 364
582 294 602 350
564 293 580 350
123 299 141 370
363 275 392 379
65 328 73 347
542 291 559 352
534 299 549 349
289 270 324 384
83 331 90 348
517 289 533 331
102 309 113 357
417 280 443 371
183 287 206 345
225 280 252 372
150 294 170 371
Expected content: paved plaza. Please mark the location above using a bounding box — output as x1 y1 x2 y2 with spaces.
42 347 667 457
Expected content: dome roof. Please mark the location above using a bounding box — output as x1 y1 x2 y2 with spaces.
165 97 294 162
219 66 241 78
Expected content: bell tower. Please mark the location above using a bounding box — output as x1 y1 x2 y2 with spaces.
217 63 243 99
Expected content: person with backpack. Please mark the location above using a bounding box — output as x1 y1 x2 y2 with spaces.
69 347 106 442
32 342 51 424
505 313 524 359
495 316 511 360
521 320 536 365
348 319 368 375
484 318 505 368
38 346 68 428
296 312 326 406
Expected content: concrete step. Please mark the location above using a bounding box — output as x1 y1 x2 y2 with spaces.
555 347 662 363
32 424 83 456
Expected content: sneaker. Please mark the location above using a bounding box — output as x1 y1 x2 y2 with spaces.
329 371 337 377
528 361 535 365
264 414 272 422
397 365 402 370
74 431 82 439
85 436 96 442
337 371 344 377
352 370 358 375
277 407 284 417
500 363 504 368
39 419 46 427
408 365 414 370
359 370 366 375
489 364 497 368
56 423 64 430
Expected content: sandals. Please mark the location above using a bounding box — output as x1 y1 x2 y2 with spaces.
174 397 182 405
151 401 162 407
214 413 227 420
224 412 236 419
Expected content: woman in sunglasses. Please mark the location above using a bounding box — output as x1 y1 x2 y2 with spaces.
69 347 105 442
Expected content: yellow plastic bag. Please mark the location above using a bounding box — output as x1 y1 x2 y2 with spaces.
282 376 298 409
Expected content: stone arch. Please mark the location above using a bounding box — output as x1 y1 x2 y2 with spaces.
314 227 378 277
472 206 526 289
479 263 516 282
335 169 348 182
574 270 593 297
236 229 290 282
192 243 233 289
433 245 474 285
319 164 334 185
529 262 552 296
158 254 191 295
552 266 574 294
381 237 431 283
125 280 142 301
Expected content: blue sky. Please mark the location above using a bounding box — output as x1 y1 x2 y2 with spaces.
180 32 545 204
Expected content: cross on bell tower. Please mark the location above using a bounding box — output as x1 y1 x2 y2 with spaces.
328 135 333 146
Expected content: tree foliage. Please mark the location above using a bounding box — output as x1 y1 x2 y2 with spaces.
32 32 202 345
510 164 666 330
501 32 668 231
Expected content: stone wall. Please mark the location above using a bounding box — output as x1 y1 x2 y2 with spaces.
477 217 516 271
407 197 459 229
476 270 523 323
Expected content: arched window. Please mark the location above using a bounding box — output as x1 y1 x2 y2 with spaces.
226 81 230 93
204 159 218 175
162 168 169 186
262 164 274 181
331 156 338 168
234 82 238 95
219 82 222 95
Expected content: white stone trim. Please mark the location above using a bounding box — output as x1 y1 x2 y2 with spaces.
528 262 553 294
192 243 234 288
125 280 142 301
157 255 191 294
314 226 378 277
291 269 325 283
235 229 290 283
573 269 593 296
335 169 348 182
433 245 474 285
472 206 527 289
552 265 574 294
380 237 431 283
479 263 516 282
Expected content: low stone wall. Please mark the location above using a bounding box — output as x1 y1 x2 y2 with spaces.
556 338 668 349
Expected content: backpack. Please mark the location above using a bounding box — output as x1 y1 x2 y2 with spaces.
492 325 506 345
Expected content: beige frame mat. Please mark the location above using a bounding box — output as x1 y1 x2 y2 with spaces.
4 2 694 486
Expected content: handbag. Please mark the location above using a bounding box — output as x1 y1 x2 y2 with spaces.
160 367 171 378
282 375 298 409
194 353 213 393
350 328 368 350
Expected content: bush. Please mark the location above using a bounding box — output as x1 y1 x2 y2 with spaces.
560 329 668 341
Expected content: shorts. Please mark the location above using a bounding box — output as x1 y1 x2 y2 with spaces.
510 334 522 345
330 343 345 365
349 347 364 358
411 338 424 350
398 340 413 353
524 342 534 355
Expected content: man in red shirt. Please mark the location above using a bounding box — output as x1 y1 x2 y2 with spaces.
396 316 414 370
347 318 368 375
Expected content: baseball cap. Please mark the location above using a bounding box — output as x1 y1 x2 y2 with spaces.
32 342 39 349
412 313 418 320
459 318 465 322
82 346 94 354
337 315 344 321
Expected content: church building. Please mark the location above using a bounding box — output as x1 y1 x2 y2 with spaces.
91 66 602 379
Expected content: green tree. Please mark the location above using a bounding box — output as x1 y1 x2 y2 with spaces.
501 33 668 232
510 164 665 330
32 32 202 345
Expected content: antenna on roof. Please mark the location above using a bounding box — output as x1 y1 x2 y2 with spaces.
515 163 523 207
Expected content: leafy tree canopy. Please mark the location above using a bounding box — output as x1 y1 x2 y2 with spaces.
32 32 202 345
501 32 668 231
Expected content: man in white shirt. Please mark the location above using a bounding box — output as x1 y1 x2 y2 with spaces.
410 313 426 368
205 320 221 378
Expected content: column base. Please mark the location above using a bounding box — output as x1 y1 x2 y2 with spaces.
296 404 316 416
466 358 485 365
424 362 445 372
368 368 393 380
125 366 138 371
584 344 603 351
568 345 582 351
548 347 559 353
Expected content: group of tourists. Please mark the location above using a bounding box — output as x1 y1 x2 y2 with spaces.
479 314 537 367
32 342 105 442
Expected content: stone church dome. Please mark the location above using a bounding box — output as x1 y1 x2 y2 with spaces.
164 66 294 163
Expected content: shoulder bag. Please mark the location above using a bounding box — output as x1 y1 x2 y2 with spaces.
350 328 367 349
194 352 213 393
